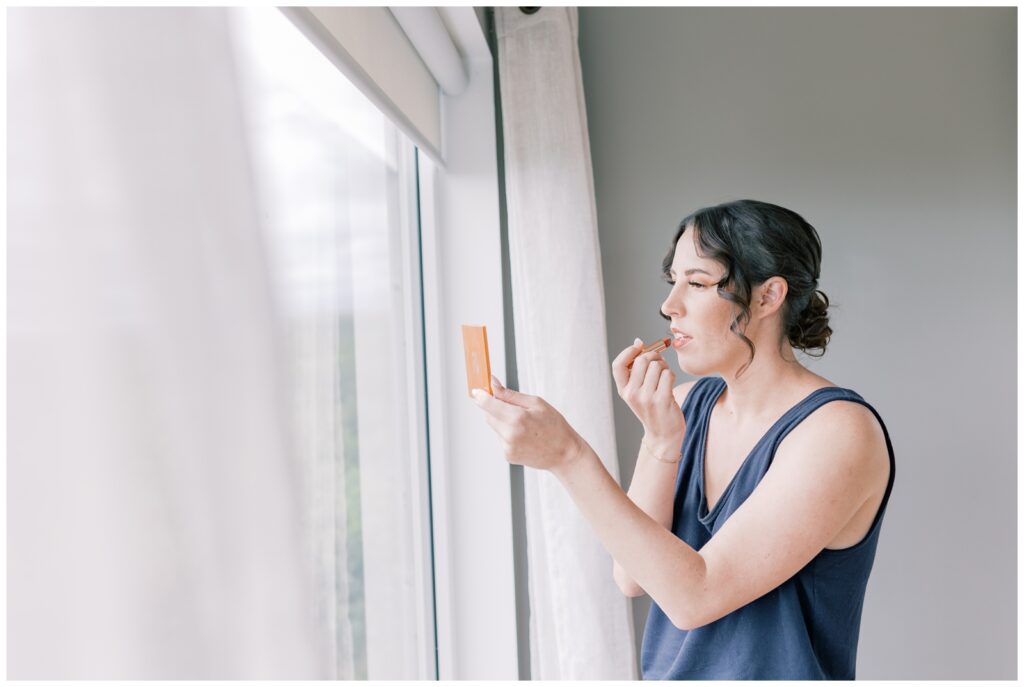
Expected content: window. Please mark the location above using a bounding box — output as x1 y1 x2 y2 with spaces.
231 7 435 679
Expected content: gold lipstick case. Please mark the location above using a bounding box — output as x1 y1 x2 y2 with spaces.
626 337 672 369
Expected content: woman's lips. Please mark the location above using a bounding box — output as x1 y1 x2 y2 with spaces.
672 335 693 350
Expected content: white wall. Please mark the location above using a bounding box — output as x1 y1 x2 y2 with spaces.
578 7 1015 680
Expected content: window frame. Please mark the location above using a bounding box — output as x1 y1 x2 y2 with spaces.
277 7 521 678
416 12 522 680
395 142 440 680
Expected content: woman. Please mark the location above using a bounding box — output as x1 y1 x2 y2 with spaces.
471 199 895 680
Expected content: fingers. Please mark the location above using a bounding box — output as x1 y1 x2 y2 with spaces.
473 380 547 453
480 407 522 455
611 333 678 419
615 340 666 394
639 356 668 396
472 374 540 440
481 407 509 439
490 375 535 409
472 388 522 424
627 349 666 396
611 338 645 390
654 366 676 401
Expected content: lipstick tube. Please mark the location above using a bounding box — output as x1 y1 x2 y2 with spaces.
626 337 672 369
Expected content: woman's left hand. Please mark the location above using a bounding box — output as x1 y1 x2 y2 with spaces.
471 375 587 473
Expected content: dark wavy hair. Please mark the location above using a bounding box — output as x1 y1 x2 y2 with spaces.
660 199 834 377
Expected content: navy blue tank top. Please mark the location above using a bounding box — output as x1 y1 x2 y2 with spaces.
641 376 896 680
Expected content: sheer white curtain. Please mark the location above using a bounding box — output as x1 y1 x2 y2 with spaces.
8 8 324 678
232 8 436 679
494 7 638 680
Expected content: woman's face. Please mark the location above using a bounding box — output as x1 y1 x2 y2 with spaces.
660 227 746 377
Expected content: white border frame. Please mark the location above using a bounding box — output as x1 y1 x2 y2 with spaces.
418 8 520 679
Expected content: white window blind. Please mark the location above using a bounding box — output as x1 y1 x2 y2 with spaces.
282 6 469 165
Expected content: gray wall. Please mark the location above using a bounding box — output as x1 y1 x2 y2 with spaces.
579 7 1015 680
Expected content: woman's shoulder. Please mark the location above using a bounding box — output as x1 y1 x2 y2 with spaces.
786 373 878 431
785 378 892 480
799 370 839 393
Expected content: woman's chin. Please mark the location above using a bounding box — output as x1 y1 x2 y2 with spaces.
676 355 713 379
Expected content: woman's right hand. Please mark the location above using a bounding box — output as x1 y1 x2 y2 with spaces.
611 338 685 453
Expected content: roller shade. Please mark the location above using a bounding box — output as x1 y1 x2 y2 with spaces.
281 6 469 164
391 8 468 97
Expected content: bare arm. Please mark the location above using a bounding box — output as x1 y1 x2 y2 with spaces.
612 381 696 596
471 374 888 631
552 401 887 631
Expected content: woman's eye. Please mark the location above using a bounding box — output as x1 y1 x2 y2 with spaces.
663 278 704 290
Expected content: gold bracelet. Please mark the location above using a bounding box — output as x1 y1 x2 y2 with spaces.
641 436 681 465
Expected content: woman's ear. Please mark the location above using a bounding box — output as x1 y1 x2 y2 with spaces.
756 277 788 316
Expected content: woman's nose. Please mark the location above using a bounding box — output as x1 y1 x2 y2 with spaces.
661 296 681 319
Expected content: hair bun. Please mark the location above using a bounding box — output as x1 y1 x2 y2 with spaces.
790 289 832 356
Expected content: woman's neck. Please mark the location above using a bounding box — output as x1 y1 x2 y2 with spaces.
717 352 813 422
